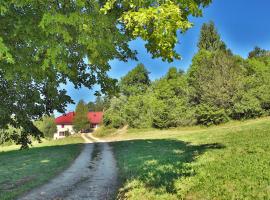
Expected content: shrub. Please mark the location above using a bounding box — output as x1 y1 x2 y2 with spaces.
231 94 263 120
152 98 196 129
124 95 153 128
35 115 57 139
103 111 126 129
196 104 229 126
93 126 117 137
103 96 127 129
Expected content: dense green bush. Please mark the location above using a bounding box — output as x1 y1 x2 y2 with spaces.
103 111 126 129
196 104 229 126
152 98 195 128
35 116 57 138
103 96 126 128
123 95 153 128
230 94 263 120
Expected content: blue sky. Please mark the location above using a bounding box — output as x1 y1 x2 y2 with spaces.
59 0 270 115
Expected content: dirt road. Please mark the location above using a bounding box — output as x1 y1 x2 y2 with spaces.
19 134 118 200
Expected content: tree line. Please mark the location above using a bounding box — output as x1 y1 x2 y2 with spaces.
103 22 270 128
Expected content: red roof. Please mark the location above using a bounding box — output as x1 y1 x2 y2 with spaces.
55 112 103 125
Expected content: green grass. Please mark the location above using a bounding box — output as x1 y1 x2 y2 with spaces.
93 126 118 137
107 117 270 200
0 136 84 200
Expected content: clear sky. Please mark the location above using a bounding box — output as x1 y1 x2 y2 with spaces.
59 0 270 115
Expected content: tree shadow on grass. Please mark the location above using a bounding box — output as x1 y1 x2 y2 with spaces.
111 139 225 195
0 143 84 199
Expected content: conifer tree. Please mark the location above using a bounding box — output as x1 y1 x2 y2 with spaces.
73 100 89 132
198 21 227 52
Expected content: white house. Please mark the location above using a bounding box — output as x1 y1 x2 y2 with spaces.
54 111 103 139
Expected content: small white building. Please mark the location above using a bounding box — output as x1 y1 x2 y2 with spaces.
54 111 103 139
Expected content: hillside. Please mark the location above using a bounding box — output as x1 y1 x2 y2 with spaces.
99 117 270 199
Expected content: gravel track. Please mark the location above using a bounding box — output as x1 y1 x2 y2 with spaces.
19 134 118 200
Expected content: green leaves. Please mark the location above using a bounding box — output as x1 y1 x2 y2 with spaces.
73 100 89 132
120 63 150 96
35 115 57 138
0 0 211 147
102 0 211 61
121 3 192 61
0 37 14 64
197 21 228 53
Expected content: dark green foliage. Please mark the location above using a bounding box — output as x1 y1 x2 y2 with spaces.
248 46 270 59
188 50 245 109
0 127 19 146
123 95 153 128
103 96 126 128
231 93 263 120
246 57 270 112
151 68 195 128
88 96 109 112
120 64 151 96
197 21 227 52
73 100 89 132
35 116 57 139
152 98 195 128
196 104 229 126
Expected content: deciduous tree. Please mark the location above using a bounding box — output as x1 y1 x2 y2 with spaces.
0 1 211 147
120 64 151 96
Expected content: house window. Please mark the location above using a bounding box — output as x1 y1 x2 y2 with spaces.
59 132 65 136
61 124 64 128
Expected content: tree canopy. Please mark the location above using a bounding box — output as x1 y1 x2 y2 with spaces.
88 96 109 112
120 63 151 96
0 0 212 148
248 46 270 59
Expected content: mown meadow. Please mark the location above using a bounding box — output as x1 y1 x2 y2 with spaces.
98 117 270 199
0 136 84 200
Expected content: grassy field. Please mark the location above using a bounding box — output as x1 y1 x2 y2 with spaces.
0 136 84 200
100 117 270 200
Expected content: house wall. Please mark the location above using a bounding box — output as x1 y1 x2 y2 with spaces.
54 124 75 139
54 123 101 139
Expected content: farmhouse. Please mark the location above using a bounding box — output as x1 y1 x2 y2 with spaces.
54 111 103 139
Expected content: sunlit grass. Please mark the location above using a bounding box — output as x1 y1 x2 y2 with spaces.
108 117 270 199
0 136 84 200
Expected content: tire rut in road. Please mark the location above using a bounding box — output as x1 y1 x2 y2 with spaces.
19 135 118 200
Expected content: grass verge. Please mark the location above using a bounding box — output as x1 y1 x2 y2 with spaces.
0 136 84 200
107 117 270 199
93 126 118 137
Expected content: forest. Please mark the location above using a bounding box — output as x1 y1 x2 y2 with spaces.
103 22 270 129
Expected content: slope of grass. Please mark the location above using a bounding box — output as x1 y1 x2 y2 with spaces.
107 117 270 200
0 136 84 200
